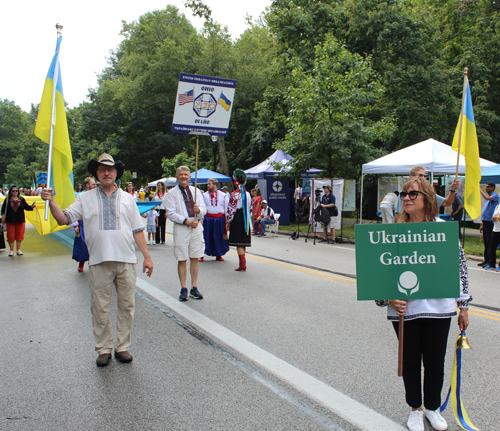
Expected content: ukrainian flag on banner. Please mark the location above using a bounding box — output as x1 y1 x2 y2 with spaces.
34 34 75 233
452 77 482 220
218 92 232 111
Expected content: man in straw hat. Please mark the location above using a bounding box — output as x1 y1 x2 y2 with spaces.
41 153 153 367
164 165 207 301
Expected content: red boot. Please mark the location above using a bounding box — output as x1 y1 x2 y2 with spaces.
235 254 246 271
78 262 85 272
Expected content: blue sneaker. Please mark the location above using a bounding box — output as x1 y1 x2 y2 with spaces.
484 265 493 270
190 286 203 299
179 288 188 301
496 267 500 272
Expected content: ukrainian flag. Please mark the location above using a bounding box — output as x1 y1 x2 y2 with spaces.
452 76 482 220
218 92 232 111
34 34 75 233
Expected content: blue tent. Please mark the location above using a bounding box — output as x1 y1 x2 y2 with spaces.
481 164 500 183
189 168 232 184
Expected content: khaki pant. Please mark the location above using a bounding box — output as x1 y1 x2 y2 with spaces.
89 262 137 354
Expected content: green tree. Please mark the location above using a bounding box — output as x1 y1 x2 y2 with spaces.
277 37 395 178
161 152 195 177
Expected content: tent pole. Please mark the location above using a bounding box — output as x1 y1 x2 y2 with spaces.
360 174 364 225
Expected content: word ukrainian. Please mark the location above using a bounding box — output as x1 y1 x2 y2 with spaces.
369 229 446 266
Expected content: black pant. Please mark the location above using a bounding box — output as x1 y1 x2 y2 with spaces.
489 230 500 267
156 209 166 243
393 318 451 410
483 220 494 262
452 210 463 239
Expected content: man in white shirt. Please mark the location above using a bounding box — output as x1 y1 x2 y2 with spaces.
255 200 275 237
41 153 153 367
379 191 399 224
200 178 229 262
165 166 207 301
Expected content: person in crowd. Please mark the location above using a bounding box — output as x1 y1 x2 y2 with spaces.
255 200 275 237
394 167 459 223
451 189 464 239
72 176 97 272
252 188 262 235
250 189 256 233
84 177 97 191
153 181 168 244
138 187 146 202
380 191 399 224
35 183 45 196
1 185 36 256
485 201 500 270
143 208 158 245
477 182 499 267
319 185 336 244
18 188 25 196
226 169 252 271
294 183 303 202
377 176 471 431
125 182 136 199
200 178 229 262
41 153 153 367
76 184 83 193
221 186 230 199
165 166 206 301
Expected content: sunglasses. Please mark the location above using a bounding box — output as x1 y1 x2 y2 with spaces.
400 190 426 200
11 189 19 192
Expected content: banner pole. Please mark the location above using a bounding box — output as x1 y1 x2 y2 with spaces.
398 315 404 377
194 136 199 221
455 67 468 179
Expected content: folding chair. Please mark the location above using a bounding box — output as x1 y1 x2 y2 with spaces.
266 213 280 236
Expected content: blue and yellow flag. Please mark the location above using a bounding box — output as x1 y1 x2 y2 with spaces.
218 92 232 111
452 76 482 220
34 34 75 233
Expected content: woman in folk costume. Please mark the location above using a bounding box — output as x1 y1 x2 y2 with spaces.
226 169 252 271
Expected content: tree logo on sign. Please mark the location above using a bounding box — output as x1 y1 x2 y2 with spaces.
398 271 420 296
273 181 283 192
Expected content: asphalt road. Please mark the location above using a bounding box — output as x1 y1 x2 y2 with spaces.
1 222 498 431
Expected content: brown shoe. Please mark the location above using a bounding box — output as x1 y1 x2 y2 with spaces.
96 353 111 367
115 350 133 363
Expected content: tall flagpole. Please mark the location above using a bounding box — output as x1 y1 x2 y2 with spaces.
455 67 468 179
45 23 63 221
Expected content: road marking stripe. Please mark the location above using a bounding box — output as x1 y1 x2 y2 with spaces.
136 278 405 431
469 306 500 317
469 311 500 321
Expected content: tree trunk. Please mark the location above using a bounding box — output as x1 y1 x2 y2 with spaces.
217 136 229 175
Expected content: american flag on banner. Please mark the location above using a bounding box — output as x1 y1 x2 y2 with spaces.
178 89 194 105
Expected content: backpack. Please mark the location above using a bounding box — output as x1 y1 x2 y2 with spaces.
314 206 331 226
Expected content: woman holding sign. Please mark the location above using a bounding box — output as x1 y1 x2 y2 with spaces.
376 177 471 431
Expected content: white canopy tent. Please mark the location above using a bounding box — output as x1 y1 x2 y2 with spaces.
360 138 496 222
148 177 177 188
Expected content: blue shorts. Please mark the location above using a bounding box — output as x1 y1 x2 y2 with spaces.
147 225 156 233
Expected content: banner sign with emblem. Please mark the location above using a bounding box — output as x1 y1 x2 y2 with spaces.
266 175 289 226
355 222 460 300
172 73 237 136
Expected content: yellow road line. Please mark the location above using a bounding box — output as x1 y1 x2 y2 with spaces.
469 306 500 317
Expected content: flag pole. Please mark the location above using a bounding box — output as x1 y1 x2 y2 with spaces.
455 67 468 179
194 136 199 221
44 23 63 221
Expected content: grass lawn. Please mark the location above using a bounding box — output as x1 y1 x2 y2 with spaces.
279 221 484 257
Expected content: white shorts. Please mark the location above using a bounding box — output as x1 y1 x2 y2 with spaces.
325 218 335 230
173 222 205 261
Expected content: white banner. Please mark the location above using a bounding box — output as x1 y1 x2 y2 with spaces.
172 73 236 136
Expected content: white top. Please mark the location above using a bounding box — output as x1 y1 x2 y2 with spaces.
164 185 207 225
493 205 500 232
146 209 158 227
261 206 275 218
203 190 229 215
380 192 398 210
386 218 470 321
153 192 167 210
63 188 144 266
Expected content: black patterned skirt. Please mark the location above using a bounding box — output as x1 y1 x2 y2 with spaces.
228 210 251 247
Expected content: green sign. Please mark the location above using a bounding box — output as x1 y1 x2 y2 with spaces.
355 222 460 300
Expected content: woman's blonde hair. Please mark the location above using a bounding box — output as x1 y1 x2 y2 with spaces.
398 177 438 223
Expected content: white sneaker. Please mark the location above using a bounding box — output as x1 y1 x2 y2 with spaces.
424 409 448 430
17 250 23 256
9 250 14 256
407 410 424 431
